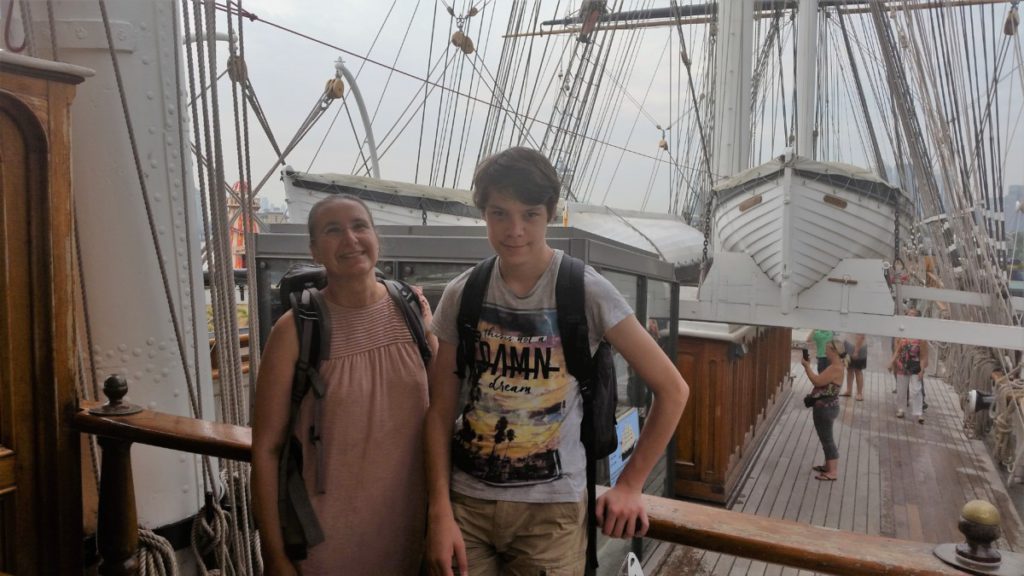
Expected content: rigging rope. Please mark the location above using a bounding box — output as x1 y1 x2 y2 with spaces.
138 529 178 576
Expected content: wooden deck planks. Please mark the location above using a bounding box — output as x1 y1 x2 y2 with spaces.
652 343 1024 576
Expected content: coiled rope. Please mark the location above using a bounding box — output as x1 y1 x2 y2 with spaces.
138 529 178 576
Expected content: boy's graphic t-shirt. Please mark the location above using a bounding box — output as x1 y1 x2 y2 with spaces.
432 250 632 503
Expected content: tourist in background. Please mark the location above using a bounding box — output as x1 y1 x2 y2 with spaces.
888 308 929 424
806 328 834 373
842 333 867 401
800 339 846 481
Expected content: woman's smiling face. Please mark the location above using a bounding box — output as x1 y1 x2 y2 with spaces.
309 198 379 281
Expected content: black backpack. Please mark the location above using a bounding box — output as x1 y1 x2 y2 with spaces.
275 263 432 560
455 254 618 572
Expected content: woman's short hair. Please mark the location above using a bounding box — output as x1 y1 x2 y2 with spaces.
472 147 560 221
306 194 376 241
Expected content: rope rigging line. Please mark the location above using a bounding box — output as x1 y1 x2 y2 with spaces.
513 2 569 146
336 0 415 175
578 0 656 205
503 0 550 155
196 3 250 572
835 7 888 176
669 0 713 213
138 529 178 576
224 5 259 574
416 0 442 182
378 51 459 159
452 5 495 187
473 0 516 163
207 0 686 182
429 14 456 186
453 2 500 186
552 3 633 201
172 0 209 470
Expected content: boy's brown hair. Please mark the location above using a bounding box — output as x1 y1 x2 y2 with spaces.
472 147 561 222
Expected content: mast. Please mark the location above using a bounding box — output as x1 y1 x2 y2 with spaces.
796 0 818 158
711 0 754 181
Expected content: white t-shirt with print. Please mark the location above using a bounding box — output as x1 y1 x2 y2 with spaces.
431 250 632 503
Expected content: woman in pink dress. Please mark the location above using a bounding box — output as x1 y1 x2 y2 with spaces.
252 195 436 575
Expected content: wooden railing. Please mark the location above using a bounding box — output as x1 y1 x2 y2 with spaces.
72 387 1011 576
209 333 251 381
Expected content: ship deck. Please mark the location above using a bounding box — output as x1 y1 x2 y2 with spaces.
649 343 1024 575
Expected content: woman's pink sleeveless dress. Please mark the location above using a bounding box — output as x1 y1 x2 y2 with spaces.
295 295 428 575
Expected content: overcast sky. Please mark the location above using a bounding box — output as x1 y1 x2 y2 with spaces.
200 0 1024 216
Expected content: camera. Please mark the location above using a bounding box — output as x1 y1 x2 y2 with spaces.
802 348 810 362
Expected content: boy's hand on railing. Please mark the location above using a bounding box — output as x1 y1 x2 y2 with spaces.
596 483 650 539
426 512 467 576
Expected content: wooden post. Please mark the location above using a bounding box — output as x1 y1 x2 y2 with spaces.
96 436 139 576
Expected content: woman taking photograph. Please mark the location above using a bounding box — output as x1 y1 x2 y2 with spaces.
252 195 436 575
800 339 846 481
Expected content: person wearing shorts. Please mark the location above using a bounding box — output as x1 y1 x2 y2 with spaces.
841 333 867 400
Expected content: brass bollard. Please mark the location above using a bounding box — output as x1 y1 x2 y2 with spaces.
933 500 1024 575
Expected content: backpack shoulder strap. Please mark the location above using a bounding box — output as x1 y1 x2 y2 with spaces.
279 286 328 556
289 286 330 494
555 254 593 388
555 254 604 573
382 278 433 367
456 256 496 379
289 286 329 405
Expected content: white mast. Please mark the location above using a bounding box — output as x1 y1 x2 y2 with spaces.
41 0 215 530
796 0 818 158
711 0 754 182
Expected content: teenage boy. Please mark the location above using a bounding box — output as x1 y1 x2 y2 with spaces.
424 147 689 576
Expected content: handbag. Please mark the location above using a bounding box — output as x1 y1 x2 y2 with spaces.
803 394 818 408
905 358 921 375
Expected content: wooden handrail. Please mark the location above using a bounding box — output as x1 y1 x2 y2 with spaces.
72 402 978 575
209 333 251 381
73 401 251 462
635 488 962 575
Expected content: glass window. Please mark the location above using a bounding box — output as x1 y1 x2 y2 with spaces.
600 270 644 417
646 279 673 357
397 261 474 309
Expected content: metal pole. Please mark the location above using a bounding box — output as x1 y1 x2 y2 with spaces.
712 0 754 182
335 58 381 179
796 0 818 158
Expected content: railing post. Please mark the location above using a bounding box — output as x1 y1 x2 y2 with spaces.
91 375 143 576
96 436 139 576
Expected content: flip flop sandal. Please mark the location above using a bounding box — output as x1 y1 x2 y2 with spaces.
812 465 827 473
815 473 837 481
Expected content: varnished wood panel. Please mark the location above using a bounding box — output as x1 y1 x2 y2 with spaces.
0 448 13 496
0 66 83 575
674 329 791 503
0 100 38 574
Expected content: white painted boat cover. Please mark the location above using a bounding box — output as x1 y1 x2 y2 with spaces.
284 170 703 267
714 155 907 206
565 203 703 266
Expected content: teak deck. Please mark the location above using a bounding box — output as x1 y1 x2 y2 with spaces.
652 350 1023 575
